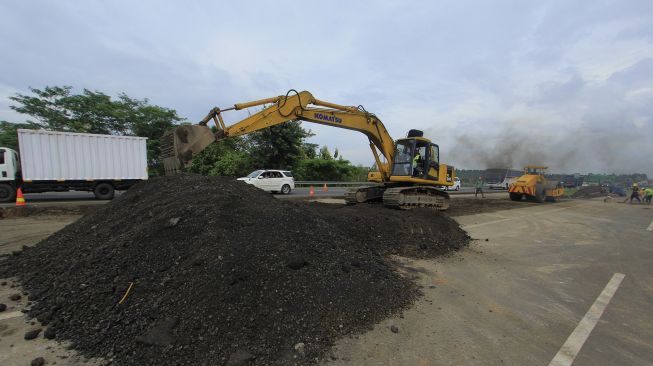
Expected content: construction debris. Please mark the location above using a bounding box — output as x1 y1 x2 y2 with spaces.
0 174 469 365
572 186 607 199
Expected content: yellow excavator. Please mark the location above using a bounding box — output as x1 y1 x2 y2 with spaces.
161 90 455 210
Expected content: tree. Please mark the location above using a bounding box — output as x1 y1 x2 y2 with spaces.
301 142 319 159
246 121 314 170
8 86 182 176
294 158 359 181
187 137 253 177
318 146 333 160
0 121 40 151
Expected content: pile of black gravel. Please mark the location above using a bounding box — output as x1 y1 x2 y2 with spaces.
1 174 468 365
301 202 469 259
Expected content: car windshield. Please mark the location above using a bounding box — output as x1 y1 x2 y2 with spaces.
246 170 264 178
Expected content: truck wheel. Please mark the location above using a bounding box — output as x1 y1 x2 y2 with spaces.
0 184 16 203
281 184 291 195
94 183 115 200
509 192 523 201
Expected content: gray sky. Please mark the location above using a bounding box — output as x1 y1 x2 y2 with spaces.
1 1 652 175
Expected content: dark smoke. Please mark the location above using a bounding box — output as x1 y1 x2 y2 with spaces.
435 124 651 175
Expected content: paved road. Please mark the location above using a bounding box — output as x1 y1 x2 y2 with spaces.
2 199 652 365
327 199 653 365
2 186 495 205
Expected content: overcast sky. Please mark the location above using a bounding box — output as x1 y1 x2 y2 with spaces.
1 1 652 175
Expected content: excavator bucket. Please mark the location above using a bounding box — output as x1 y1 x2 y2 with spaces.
161 125 215 175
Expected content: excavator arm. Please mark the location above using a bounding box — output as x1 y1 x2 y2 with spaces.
161 90 395 178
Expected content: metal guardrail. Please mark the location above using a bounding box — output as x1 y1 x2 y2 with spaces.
294 181 376 188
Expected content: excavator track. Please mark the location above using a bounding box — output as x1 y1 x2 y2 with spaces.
345 186 386 205
382 186 450 210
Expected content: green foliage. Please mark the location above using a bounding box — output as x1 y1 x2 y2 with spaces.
7 86 182 176
302 142 318 159
187 138 253 177
455 169 485 186
0 121 40 151
187 121 372 180
245 121 314 170
318 146 333 160
350 164 371 181
294 158 360 181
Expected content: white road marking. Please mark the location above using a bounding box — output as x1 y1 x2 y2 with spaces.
0 311 24 321
647 220 653 231
548 273 625 366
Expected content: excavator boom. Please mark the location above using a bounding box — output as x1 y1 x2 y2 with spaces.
161 90 454 210
161 90 394 178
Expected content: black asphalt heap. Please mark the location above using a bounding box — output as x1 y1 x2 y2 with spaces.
1 174 468 365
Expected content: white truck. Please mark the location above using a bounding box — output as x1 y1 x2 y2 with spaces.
485 168 521 190
0 129 148 203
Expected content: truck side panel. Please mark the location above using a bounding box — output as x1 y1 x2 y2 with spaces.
17 129 148 181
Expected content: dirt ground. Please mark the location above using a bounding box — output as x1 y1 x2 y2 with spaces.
446 195 542 216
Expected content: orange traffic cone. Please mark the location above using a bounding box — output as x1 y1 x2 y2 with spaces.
323 183 328 192
309 185 315 198
15 187 25 207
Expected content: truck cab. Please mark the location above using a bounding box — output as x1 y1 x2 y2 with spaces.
0 147 20 202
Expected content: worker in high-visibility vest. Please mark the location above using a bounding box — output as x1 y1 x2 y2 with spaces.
644 187 653 204
412 151 422 176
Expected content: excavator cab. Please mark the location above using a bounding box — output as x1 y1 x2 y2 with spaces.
391 138 439 181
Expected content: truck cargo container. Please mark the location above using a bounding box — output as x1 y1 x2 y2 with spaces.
0 129 147 202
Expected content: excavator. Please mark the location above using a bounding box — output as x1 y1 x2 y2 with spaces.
161 90 455 210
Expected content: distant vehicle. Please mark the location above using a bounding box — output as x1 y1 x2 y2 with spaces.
509 165 564 203
237 169 295 194
446 177 461 191
485 168 521 190
0 129 148 203
562 175 583 188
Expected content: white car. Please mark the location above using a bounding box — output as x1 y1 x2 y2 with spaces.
237 169 295 194
446 177 461 191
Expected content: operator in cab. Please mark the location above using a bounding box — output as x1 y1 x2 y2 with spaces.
413 151 423 176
